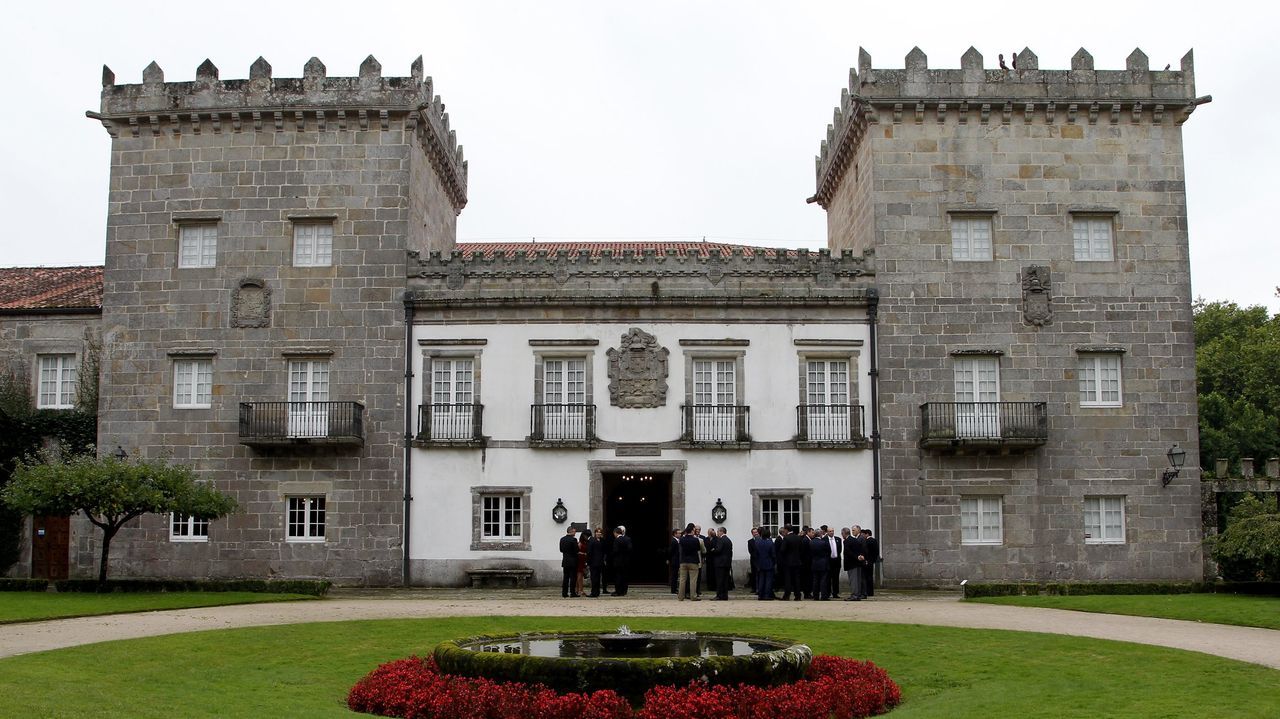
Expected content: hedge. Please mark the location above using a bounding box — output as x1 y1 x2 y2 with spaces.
53 578 331 596
963 581 1280 598
0 578 49 592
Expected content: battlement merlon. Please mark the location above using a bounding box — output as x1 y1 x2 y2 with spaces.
809 47 1212 209
86 55 468 210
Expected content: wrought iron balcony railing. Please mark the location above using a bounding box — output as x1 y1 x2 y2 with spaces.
238 401 364 446
681 404 751 444
418 403 484 443
530 403 596 442
919 401 1047 451
796 404 867 444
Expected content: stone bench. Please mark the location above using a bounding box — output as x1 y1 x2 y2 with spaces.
465 568 535 589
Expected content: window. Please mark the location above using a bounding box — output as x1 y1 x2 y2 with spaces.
760 497 802 535
481 495 524 542
286 496 326 542
470 486 532 550
1084 496 1125 544
178 224 217 268
428 358 476 439
541 357 588 440
804 359 853 441
173 359 213 409
951 216 993 261
960 496 1003 545
1073 216 1113 261
953 356 1000 438
1078 354 1122 407
692 358 738 441
37 354 77 409
287 359 330 438
170 513 209 542
293 222 333 267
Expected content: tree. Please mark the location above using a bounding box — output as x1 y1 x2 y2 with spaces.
1 454 236 582
1210 495 1280 581
1193 300 1280 471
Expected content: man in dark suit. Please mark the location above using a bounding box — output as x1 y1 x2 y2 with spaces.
745 527 759 594
587 527 606 597
559 526 580 598
798 526 813 599
612 526 632 596
843 526 865 600
779 526 804 601
600 527 614 594
712 527 733 600
809 529 830 600
702 527 719 595
860 528 878 598
754 527 776 600
667 529 680 594
823 525 843 598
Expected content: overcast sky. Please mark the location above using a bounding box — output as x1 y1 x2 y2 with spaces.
2 1 1274 310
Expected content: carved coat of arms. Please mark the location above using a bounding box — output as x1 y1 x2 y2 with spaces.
607 328 669 408
1021 265 1052 326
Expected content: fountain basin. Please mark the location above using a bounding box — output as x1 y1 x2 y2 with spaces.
433 631 812 702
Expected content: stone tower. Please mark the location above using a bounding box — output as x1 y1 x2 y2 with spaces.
89 56 466 583
812 47 1206 583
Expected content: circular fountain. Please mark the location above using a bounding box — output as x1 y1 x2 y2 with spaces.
433 629 811 702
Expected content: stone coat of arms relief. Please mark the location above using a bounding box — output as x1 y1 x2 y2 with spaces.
607 328 669 408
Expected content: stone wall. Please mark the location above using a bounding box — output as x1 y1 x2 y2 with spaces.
817 48 1204 584
90 57 467 584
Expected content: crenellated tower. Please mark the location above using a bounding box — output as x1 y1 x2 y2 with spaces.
812 48 1207 584
88 56 468 584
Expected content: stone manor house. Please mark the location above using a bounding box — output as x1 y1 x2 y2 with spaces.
1 47 1207 586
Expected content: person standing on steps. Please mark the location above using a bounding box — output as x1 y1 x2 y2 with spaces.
809 527 830 600
754 526 776 600
612 526 633 596
713 527 733 600
843 526 865 601
860 527 879 599
586 527 605 597
676 523 701 601
559 526 580 598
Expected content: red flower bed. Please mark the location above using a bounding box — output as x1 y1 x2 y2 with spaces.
348 654 900 719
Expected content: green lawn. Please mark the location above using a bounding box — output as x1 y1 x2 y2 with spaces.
968 593 1280 630
0 591 316 624
0 616 1275 718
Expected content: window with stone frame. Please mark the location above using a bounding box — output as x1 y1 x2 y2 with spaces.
471 486 532 551
800 355 857 441
1078 353 1123 408
178 223 218 268
960 496 1003 545
751 488 812 536
1072 215 1114 261
688 355 743 442
536 355 590 440
950 214 993 261
36 354 77 409
1084 495 1125 544
292 221 334 267
285 496 326 542
170 513 209 542
173 358 213 409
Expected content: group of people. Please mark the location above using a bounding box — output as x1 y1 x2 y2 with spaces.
558 522 880 601
747 524 879 601
559 525 632 598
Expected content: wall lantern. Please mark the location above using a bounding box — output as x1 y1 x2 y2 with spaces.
551 498 568 524
113 446 128 461
711 498 727 524
1161 444 1187 487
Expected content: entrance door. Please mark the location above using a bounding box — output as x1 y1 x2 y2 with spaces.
31 515 69 581
602 472 672 584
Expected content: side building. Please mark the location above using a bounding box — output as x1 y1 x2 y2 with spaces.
87 57 466 583
810 47 1205 583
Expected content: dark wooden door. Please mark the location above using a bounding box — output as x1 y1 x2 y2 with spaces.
31 515 70 581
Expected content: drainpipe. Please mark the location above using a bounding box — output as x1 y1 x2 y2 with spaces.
866 288 883 586
402 297 415 587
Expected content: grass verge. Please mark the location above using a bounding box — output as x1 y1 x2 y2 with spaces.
968 593 1280 630
0 591 317 624
0 616 1275 718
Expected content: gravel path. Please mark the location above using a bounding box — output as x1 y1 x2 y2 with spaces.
3 588 1278 670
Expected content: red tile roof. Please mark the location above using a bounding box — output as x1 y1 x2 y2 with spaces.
0 266 104 312
454 241 799 259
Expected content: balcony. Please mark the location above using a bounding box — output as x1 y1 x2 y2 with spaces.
530 404 596 446
919 401 1048 452
238 401 364 447
417 403 485 447
681 404 751 447
796 404 867 447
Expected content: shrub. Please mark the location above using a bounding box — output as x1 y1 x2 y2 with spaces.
0 578 48 592
53 579 330 596
1211 496 1280 581
347 654 900 719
